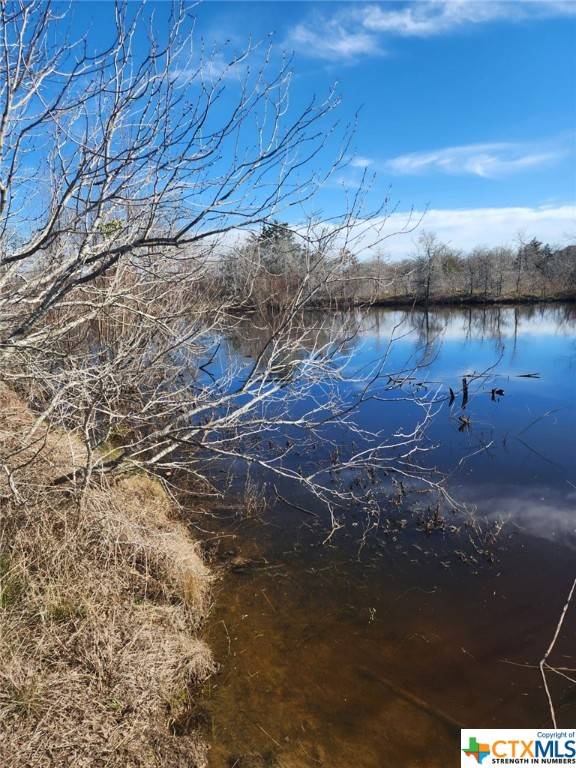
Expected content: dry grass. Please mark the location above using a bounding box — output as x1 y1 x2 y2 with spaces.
0 386 214 767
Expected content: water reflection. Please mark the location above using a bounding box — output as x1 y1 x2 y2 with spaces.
194 304 576 767
360 303 576 344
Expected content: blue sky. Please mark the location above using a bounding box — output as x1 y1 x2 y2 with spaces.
74 1 575 256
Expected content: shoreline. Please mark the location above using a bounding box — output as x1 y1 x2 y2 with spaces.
321 294 576 311
229 294 576 316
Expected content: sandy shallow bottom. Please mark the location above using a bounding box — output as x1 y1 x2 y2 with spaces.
195 515 576 768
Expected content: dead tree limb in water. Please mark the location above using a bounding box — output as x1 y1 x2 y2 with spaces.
461 377 469 409
539 576 576 727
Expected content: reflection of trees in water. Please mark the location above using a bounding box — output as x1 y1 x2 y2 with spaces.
552 302 576 329
553 305 576 370
225 310 362 383
224 302 576 385
403 311 444 368
361 304 576 354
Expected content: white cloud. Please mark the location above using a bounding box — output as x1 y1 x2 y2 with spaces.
287 1 576 61
288 19 382 61
368 204 576 259
385 140 565 178
172 42 253 86
349 155 374 169
199 53 244 83
359 0 570 37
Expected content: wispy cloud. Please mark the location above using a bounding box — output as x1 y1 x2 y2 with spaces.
349 155 374 169
359 0 574 37
287 1 576 62
345 135 571 179
173 51 246 86
384 139 565 178
289 18 383 61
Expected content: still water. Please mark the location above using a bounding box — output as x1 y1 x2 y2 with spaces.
191 304 576 768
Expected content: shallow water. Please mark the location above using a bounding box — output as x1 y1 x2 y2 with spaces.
191 304 576 767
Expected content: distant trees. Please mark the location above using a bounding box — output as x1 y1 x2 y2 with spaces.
240 233 574 307
218 221 372 311
468 248 495 300
517 238 554 296
248 222 314 308
219 231 576 306
419 237 573 303
224 223 574 308
217 228 575 308
219 221 317 309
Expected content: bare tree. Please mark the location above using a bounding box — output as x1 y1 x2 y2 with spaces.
413 232 447 306
0 2 350 347
0 1 446 540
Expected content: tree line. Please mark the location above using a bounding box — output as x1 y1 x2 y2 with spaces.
216 225 576 307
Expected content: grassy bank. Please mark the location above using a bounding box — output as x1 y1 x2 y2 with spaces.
0 386 213 767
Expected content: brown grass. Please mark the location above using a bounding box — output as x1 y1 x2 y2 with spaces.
0 386 214 767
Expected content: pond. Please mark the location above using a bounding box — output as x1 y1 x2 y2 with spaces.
189 303 576 768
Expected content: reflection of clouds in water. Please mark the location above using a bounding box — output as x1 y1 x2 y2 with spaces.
463 483 576 549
